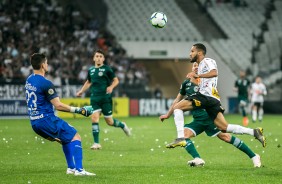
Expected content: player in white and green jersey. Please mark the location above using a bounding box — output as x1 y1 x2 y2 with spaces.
160 62 261 167
76 50 131 150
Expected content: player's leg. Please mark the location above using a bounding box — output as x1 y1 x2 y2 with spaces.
90 111 102 150
214 112 266 147
204 97 266 148
252 103 258 122
166 99 194 147
54 117 95 175
258 103 263 122
239 99 249 126
32 118 77 173
90 99 102 149
69 133 95 176
184 122 205 167
189 95 265 147
173 99 194 137
217 133 261 167
61 125 95 175
102 101 131 136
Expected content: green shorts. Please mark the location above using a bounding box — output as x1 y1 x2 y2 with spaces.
238 96 248 106
90 94 113 116
184 118 221 137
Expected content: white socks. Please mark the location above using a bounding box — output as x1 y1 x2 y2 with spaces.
258 108 263 121
226 124 254 136
252 110 257 121
173 109 184 138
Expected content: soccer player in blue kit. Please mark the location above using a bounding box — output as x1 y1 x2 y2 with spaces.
25 53 95 176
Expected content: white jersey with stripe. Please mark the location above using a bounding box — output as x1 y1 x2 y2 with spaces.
250 82 267 103
198 58 221 101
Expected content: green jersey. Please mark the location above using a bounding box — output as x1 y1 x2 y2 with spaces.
234 78 250 100
179 79 209 120
87 65 116 97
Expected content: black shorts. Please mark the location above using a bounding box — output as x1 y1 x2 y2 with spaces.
253 102 263 109
185 93 225 120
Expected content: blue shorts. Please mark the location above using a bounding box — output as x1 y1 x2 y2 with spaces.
31 115 77 144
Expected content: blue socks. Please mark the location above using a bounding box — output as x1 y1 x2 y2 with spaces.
62 142 75 169
62 140 83 171
73 140 83 171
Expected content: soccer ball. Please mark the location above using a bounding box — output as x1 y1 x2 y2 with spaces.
150 12 167 28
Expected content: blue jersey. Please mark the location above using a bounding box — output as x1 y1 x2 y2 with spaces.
25 74 58 123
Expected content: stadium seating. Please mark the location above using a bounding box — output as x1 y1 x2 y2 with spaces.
104 0 203 42
0 0 150 98
200 0 267 72
198 0 281 88
253 0 282 87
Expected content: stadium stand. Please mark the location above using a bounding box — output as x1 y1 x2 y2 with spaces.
0 0 151 98
198 0 266 72
104 0 203 42
197 0 282 100
1 0 281 100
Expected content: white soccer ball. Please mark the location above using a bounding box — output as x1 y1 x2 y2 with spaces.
150 12 167 28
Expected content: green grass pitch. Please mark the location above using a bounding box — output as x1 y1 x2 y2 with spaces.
0 114 282 184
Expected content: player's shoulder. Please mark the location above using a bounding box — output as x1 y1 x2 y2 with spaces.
40 76 53 88
89 66 95 71
103 65 112 70
28 74 49 82
200 58 216 66
183 78 190 83
203 57 216 62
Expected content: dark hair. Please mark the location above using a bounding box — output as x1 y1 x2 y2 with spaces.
193 43 206 55
94 49 105 57
30 53 47 70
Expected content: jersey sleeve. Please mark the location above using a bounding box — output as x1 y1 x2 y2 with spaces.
87 68 91 81
179 80 187 95
234 80 238 87
43 80 58 101
262 84 267 95
206 59 217 71
107 66 116 80
247 79 251 86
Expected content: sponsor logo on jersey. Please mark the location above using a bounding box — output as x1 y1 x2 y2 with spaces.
193 99 201 107
98 72 103 76
30 114 44 120
25 82 37 91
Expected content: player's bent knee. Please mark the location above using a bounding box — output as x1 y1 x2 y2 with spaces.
217 133 231 142
104 118 114 126
91 116 100 122
184 128 195 138
214 113 228 131
72 133 81 141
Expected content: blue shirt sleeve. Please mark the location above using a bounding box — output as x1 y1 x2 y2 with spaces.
43 80 58 101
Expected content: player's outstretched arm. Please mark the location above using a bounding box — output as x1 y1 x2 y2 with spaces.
159 93 183 122
50 97 93 117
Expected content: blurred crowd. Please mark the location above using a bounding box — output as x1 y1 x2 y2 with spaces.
0 0 150 97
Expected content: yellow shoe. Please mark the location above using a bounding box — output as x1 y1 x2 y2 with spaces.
166 138 186 148
254 127 266 147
